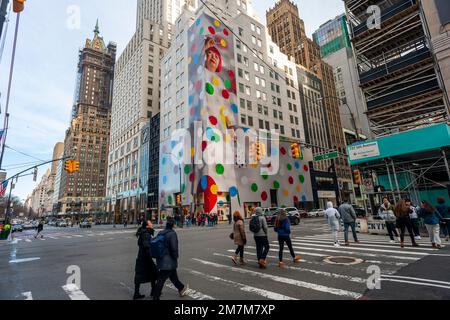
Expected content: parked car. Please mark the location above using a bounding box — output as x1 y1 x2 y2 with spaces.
352 205 367 218
308 209 326 217
80 221 92 229
11 224 23 232
22 222 36 230
48 221 57 227
265 208 301 226
297 210 308 219
57 220 68 227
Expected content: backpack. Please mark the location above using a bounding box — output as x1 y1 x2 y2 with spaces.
150 233 167 259
249 215 262 233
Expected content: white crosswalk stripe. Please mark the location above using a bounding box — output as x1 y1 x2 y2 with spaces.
166 283 215 300
62 284 90 300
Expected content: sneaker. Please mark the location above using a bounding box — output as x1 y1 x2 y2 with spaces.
414 236 422 241
179 285 189 297
389 240 395 243
231 255 238 265
400 242 405 248
345 242 350 246
278 261 285 268
355 240 360 244
293 256 301 263
334 242 341 247
436 244 443 249
258 259 266 269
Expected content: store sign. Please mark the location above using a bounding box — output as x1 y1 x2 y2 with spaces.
318 190 336 198
349 142 380 161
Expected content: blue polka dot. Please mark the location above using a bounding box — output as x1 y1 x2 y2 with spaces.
200 176 208 191
196 19 201 26
193 54 200 65
231 104 238 114
162 157 167 165
218 201 224 206
170 140 177 149
270 146 278 156
189 96 194 105
294 162 300 170
163 176 168 185
302 195 307 202
229 187 238 197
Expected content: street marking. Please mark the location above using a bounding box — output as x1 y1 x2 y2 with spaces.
107 238 115 240
187 269 297 300
192 258 362 299
380 278 450 290
382 275 450 286
293 238 436 251
72 235 83 238
9 257 41 264
166 283 215 300
268 242 420 261
25 239 32 243
48 237 58 240
289 240 430 255
301 235 431 244
62 284 90 300
20 292 33 300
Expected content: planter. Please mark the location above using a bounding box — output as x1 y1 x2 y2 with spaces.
0 230 10 240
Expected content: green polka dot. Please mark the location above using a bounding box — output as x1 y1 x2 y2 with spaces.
168 195 173 205
273 181 280 189
206 83 214 95
299 175 305 184
251 183 258 192
184 165 191 175
216 164 225 175
262 174 269 180
181 184 186 193
200 27 204 34
224 79 232 89
287 164 292 171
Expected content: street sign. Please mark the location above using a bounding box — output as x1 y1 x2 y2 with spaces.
314 151 338 162
348 142 380 161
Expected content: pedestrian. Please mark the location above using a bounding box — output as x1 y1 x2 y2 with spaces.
338 198 359 246
406 199 421 240
152 217 189 300
249 207 270 268
325 201 341 247
418 200 444 249
197 214 201 227
214 213 218 226
133 220 157 300
231 211 247 266
378 197 400 243
202 214 207 227
124 218 128 228
274 209 301 268
228 212 232 225
174 213 179 228
35 220 44 239
436 197 450 242
394 199 419 248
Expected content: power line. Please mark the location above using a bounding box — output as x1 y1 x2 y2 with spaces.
5 145 46 162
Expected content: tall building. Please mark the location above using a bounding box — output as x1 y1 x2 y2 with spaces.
45 142 64 213
267 0 354 203
313 14 370 144
59 22 116 215
158 0 314 219
344 0 450 136
106 0 192 224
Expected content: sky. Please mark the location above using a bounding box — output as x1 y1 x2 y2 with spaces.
0 0 345 201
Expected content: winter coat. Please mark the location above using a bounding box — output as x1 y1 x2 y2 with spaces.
418 208 442 225
274 217 291 237
325 207 340 232
338 203 356 223
134 228 157 284
436 204 450 220
378 203 396 223
253 212 268 237
156 228 179 271
37 223 43 232
233 220 246 246
409 206 419 219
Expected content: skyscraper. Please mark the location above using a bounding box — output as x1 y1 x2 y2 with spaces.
58 22 116 215
267 0 354 203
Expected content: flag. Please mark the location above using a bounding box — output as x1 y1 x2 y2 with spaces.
0 180 8 197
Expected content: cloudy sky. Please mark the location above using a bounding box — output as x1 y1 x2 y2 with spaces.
0 0 344 201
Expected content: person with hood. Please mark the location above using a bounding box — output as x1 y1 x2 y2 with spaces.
436 197 450 241
325 202 341 247
34 220 44 239
418 200 444 249
378 197 400 243
231 211 247 266
152 217 189 300
250 207 270 268
133 220 157 300
394 199 419 248
338 199 359 246
274 209 301 268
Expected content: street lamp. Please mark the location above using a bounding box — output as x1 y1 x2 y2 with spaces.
162 152 183 223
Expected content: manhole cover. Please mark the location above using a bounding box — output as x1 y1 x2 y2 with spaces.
323 256 364 265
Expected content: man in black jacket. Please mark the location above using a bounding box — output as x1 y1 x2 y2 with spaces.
152 217 189 300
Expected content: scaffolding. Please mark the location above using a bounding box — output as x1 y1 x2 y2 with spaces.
344 0 450 137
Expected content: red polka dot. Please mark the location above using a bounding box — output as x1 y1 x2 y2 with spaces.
202 141 207 151
288 177 294 184
303 165 309 172
189 173 195 182
209 116 218 125
195 80 202 91
191 43 196 52
228 70 235 78
208 26 216 34
293 196 299 203
222 90 230 99
261 192 268 201
280 147 287 155
223 28 229 36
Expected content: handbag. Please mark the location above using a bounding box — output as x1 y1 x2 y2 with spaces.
229 232 234 240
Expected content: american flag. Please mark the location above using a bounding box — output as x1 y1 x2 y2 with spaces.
0 180 8 197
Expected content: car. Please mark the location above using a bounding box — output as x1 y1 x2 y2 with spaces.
48 221 57 227
57 221 68 227
352 205 367 217
297 210 308 219
264 208 301 226
80 221 92 229
308 210 323 217
11 224 23 232
22 222 36 230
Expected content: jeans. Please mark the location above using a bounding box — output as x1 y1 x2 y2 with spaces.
396 216 416 244
386 222 399 241
344 222 358 243
152 270 185 300
425 224 442 245
235 245 245 258
410 218 421 237
278 236 296 262
440 219 450 237
254 236 270 260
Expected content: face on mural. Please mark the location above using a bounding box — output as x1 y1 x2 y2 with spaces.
205 47 222 73
205 37 215 51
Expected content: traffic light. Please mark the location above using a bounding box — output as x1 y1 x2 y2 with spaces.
176 194 181 205
291 143 300 159
256 142 262 161
13 0 26 13
72 160 80 173
33 167 38 182
353 169 362 185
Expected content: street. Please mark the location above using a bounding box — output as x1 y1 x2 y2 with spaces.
1 218 450 300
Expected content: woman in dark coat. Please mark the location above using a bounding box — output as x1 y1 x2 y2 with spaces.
134 220 157 300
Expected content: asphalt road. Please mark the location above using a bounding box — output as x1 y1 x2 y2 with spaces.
1 219 449 300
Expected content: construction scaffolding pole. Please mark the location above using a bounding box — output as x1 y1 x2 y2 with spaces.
391 159 402 200
385 161 396 201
